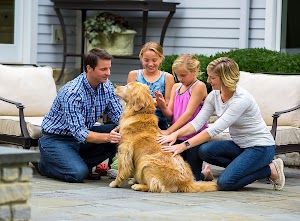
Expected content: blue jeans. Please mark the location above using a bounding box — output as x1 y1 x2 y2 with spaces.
158 120 169 130
38 124 118 183
198 140 275 190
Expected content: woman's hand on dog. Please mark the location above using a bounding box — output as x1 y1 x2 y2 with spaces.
161 143 185 157
158 133 186 156
109 127 121 143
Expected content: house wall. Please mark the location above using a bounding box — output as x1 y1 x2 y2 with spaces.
138 0 265 55
37 0 266 85
37 0 77 68
111 0 267 84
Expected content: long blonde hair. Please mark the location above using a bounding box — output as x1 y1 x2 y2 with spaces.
139 42 164 59
172 54 200 75
207 57 240 92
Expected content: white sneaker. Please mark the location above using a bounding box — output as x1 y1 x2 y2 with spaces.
270 158 285 190
107 169 118 179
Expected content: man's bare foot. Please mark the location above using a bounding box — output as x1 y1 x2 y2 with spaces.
202 164 214 181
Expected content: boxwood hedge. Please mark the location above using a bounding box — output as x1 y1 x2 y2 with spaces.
160 48 300 92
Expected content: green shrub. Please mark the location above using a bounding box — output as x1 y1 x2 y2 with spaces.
213 48 300 74
160 48 300 92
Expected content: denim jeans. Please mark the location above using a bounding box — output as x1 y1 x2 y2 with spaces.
198 140 275 190
38 124 118 183
176 140 205 181
158 120 169 130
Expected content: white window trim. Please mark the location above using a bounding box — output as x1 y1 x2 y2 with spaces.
265 0 282 51
23 0 38 64
239 0 250 49
0 0 38 64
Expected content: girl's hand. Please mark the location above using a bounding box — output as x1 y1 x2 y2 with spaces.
161 143 185 157
154 90 166 108
157 133 177 145
159 129 170 135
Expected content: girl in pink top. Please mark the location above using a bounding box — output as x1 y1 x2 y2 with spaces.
172 80 207 140
155 54 212 181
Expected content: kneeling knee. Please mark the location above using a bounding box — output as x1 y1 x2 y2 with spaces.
64 166 89 183
198 145 210 161
217 177 234 191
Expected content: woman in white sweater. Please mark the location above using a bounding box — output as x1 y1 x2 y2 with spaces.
158 57 285 191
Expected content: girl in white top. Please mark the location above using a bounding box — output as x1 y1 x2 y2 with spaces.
158 57 285 191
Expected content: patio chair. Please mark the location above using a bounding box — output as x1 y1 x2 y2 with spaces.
0 64 57 149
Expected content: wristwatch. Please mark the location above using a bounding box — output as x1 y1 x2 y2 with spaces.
184 141 191 149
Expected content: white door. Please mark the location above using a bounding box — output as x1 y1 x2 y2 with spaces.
0 0 37 64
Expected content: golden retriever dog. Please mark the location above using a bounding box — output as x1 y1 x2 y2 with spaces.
109 82 218 193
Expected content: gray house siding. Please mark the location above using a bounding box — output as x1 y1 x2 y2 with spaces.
111 0 267 84
249 0 265 48
37 0 77 68
37 0 267 85
161 0 266 54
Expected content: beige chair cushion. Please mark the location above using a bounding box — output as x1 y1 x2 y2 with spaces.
209 125 300 146
0 116 105 140
238 71 300 127
272 126 300 146
0 65 56 116
0 116 43 139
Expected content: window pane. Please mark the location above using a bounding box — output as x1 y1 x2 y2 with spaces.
0 0 14 44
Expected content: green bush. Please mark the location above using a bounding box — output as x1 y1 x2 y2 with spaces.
160 48 300 92
213 48 300 74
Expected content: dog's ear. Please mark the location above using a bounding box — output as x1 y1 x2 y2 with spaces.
132 92 148 111
131 85 154 112
133 99 146 111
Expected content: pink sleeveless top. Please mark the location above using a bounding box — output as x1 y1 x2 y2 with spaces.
172 80 208 141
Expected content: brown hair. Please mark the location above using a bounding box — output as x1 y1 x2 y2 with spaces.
84 48 113 72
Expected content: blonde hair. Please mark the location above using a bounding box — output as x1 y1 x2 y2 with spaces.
207 57 240 92
172 54 200 75
139 42 164 59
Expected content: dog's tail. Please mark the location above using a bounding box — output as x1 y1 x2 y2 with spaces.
182 181 218 193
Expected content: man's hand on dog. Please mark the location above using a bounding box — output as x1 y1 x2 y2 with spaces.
109 127 121 143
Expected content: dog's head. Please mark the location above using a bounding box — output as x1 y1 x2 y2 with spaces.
115 82 156 113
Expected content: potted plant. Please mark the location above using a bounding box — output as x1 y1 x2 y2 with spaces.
84 12 137 56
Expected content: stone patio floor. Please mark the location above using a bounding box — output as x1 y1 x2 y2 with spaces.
29 164 300 221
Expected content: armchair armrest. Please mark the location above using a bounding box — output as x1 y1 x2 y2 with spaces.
0 97 30 140
271 103 300 139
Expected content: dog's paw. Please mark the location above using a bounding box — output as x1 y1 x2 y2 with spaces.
128 178 136 185
109 180 119 188
131 184 150 192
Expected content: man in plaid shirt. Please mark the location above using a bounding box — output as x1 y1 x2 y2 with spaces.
38 48 123 182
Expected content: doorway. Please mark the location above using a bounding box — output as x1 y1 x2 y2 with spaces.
281 0 300 53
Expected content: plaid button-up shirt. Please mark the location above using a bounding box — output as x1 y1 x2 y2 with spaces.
41 72 122 142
